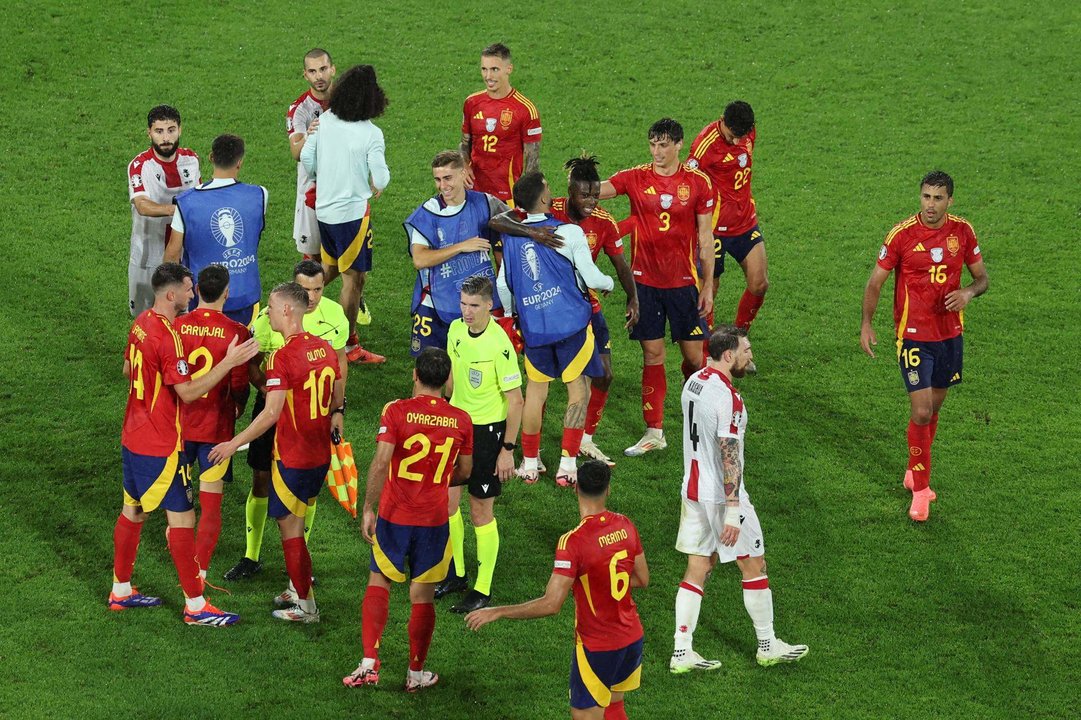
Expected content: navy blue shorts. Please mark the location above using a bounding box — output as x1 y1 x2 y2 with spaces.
713 225 764 278
223 303 259 329
629 283 707 342
569 637 643 709
268 460 327 519
898 336 963 392
122 447 193 513
524 325 603 383
370 517 452 584
318 210 373 272
410 304 451 357
184 441 233 484
591 309 611 356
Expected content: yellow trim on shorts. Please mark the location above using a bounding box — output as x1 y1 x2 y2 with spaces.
138 451 181 512
575 639 612 708
524 354 555 383
237 302 260 330
611 664 641 692
338 214 371 271
371 532 407 583
413 535 453 584
123 489 140 507
560 324 596 382
271 462 308 518
198 456 230 484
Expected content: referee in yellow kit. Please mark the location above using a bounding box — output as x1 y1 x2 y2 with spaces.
436 274 524 612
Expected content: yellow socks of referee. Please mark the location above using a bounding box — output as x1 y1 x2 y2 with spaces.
449 508 466 578
474 519 499 596
303 498 317 544
244 491 269 561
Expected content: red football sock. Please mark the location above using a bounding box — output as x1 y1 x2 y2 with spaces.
735 290 765 330
195 491 223 572
605 700 628 720
907 421 932 491
929 412 940 444
584 387 609 435
282 537 313 600
641 364 666 429
167 526 204 599
362 585 391 660
408 602 437 671
112 514 143 583
521 431 541 460
561 427 585 458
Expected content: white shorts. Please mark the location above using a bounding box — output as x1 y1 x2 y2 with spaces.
293 194 321 255
129 263 155 317
675 496 764 562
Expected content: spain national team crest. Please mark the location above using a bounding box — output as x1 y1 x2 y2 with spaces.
907 369 920 386
485 117 497 132
677 184 691 202
586 231 598 250
500 108 514 129
738 153 748 168
947 235 960 256
930 247 944 263
660 193 674 210
469 367 483 389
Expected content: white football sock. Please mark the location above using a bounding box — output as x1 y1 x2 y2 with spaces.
558 456 577 473
185 595 207 613
582 433 593 445
674 582 704 652
742 576 775 649
112 581 132 597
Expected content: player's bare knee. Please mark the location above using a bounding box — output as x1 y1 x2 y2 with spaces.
166 509 196 529
910 405 934 425
748 276 769 295
410 581 436 605
470 497 494 526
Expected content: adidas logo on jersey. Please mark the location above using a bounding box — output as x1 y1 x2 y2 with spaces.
723 153 734 162
473 111 484 119
643 186 657 195
913 243 926 252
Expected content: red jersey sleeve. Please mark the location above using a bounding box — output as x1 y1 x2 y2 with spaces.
877 223 906 271
963 222 982 265
128 157 147 197
228 325 252 396
376 401 399 445
608 169 632 196
553 533 578 579
693 172 714 216
521 108 542 145
264 349 293 393
597 214 624 257
159 325 190 387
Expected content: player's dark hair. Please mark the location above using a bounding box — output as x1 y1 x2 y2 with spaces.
432 150 466 170
147 105 181 128
271 281 310 312
304 47 332 65
921 170 954 197
460 274 494 301
415 347 452 388
197 264 230 303
513 171 547 212
328 64 388 122
151 262 193 293
577 460 611 497
648 118 683 144
482 43 512 60
723 101 755 138
210 134 245 168
707 324 748 361
564 153 601 184
293 259 325 281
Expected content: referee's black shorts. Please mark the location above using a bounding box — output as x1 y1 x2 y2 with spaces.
246 392 277 472
468 420 506 499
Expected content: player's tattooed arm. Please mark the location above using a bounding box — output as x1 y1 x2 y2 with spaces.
524 140 541 174
718 437 743 504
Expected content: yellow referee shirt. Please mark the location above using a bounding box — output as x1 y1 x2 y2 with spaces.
448 318 522 425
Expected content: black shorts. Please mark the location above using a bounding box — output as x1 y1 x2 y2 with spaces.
898 336 963 392
468 421 506 499
629 282 707 342
246 392 277 472
713 225 764 278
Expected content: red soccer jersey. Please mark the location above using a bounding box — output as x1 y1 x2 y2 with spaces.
688 123 757 236
554 511 644 651
877 213 982 342
462 89 542 203
174 309 251 443
265 333 341 469
608 164 714 288
122 310 191 456
375 395 474 527
551 197 625 312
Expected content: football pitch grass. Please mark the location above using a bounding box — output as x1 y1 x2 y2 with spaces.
2 1 1078 717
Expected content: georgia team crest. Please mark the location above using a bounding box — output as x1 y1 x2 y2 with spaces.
660 193 673 210
947 235 960 255
738 153 748 168
211 207 245 248
485 117 497 132
499 108 513 129
677 184 691 202
930 247 944 263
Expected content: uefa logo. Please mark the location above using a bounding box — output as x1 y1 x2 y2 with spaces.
211 207 245 248
522 243 542 291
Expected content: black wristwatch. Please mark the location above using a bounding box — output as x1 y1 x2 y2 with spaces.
501 441 517 452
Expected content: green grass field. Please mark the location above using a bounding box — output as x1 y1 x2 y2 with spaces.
2 1 1079 718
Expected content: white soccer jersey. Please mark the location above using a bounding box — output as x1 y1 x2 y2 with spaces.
680 366 748 504
127 147 200 267
288 90 324 188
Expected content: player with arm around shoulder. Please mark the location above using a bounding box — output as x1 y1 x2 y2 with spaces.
860 171 988 522
343 348 474 693
111 263 257 626
466 461 648 720
671 325 807 672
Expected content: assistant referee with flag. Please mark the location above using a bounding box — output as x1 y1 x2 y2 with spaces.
436 274 523 613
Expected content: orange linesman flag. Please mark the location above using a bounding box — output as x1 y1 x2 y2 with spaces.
326 441 359 518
